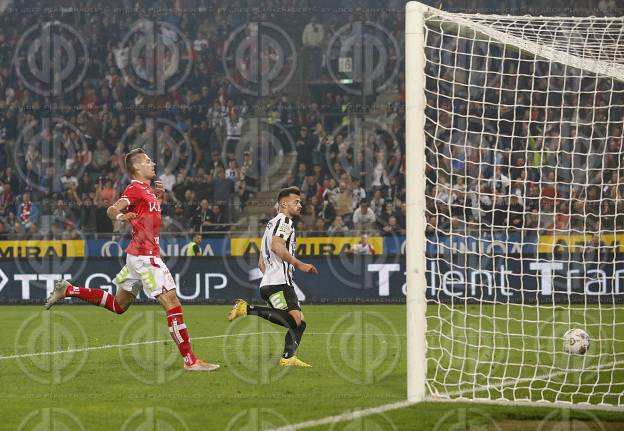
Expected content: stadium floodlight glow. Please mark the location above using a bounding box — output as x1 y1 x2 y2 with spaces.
406 1 624 411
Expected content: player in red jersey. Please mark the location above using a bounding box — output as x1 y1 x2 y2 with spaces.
45 148 219 372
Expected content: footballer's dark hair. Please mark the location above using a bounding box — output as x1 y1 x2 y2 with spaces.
124 148 145 176
277 187 301 202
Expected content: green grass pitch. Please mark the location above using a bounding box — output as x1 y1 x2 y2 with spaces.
2 304 624 430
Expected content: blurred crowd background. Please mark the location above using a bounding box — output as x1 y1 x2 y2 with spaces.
0 0 621 240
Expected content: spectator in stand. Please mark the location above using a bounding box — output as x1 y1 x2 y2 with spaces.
182 189 197 220
352 200 377 232
302 16 324 48
318 191 336 225
52 199 69 222
224 110 244 156
77 141 92 171
302 175 320 201
225 159 240 182
77 172 94 198
295 126 314 169
348 234 376 255
97 178 116 204
334 181 354 226
208 151 224 177
78 198 97 233
397 202 407 230
213 167 234 216
351 178 366 211
18 192 38 230
328 215 349 236
193 199 213 233
172 203 189 231
159 167 176 192
370 189 385 217
508 194 525 230
0 183 13 216
541 170 560 205
301 203 317 229
27 224 43 240
313 218 326 235
489 166 511 195
211 205 227 230
294 163 308 188
60 169 78 191
381 215 403 236
92 140 111 173
283 172 298 188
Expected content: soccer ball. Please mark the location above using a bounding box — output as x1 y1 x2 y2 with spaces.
563 328 590 355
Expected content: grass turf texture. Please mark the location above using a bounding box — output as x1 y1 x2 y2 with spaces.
0 304 622 430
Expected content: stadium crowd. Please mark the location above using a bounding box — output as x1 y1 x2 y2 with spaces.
0 0 407 239
0 0 621 241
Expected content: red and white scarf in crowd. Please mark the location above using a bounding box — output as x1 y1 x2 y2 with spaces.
20 201 31 223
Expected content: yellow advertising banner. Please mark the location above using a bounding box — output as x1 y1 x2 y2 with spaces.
231 236 384 256
0 240 85 259
538 234 624 253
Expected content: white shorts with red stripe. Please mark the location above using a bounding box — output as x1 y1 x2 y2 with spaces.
112 254 176 299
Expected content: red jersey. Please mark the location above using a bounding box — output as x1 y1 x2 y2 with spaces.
120 180 162 257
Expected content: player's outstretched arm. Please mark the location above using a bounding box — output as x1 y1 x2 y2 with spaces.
107 198 136 222
271 236 318 274
258 255 266 274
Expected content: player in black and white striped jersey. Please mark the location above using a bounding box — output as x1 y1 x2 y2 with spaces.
227 186 318 367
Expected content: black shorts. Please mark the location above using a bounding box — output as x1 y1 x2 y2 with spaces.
260 284 301 311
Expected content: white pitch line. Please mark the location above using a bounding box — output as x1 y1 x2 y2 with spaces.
269 358 624 431
3 331 404 361
2 332 281 361
268 400 416 431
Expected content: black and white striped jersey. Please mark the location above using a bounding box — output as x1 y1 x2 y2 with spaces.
260 213 296 287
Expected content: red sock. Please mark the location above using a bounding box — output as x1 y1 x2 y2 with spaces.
166 305 197 366
64 283 126 314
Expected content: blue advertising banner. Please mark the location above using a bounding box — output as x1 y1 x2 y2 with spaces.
383 233 538 255
86 238 230 257
0 254 622 304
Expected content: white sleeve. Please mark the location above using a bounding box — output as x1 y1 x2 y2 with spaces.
273 216 293 239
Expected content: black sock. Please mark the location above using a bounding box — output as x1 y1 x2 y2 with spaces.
247 304 296 328
283 321 306 359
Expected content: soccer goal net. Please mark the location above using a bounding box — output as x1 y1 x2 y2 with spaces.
406 2 624 410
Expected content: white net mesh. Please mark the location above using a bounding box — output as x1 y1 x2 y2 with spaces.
421 9 624 408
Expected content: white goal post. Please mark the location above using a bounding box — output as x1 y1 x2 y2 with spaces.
406 1 624 410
